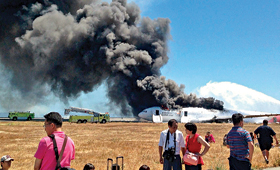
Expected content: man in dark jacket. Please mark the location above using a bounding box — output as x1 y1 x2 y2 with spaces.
254 119 279 164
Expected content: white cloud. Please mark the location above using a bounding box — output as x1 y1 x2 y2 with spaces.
196 81 280 113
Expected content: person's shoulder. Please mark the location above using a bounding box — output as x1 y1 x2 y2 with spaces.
40 136 51 142
228 126 237 132
242 128 250 134
176 130 183 134
237 126 246 131
267 126 274 130
259 125 266 129
195 133 201 138
67 136 75 143
254 126 260 130
161 129 168 133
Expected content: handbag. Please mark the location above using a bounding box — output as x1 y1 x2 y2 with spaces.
49 134 76 170
183 136 199 165
183 151 199 165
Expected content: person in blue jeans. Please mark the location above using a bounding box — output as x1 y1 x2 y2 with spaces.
227 113 254 170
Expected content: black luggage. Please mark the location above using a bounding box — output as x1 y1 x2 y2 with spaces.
107 156 123 170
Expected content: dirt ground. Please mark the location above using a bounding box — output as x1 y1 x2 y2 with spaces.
0 121 280 170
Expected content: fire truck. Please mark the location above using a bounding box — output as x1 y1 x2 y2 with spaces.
65 107 110 124
8 111 35 121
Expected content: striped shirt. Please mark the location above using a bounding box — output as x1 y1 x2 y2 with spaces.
227 126 252 162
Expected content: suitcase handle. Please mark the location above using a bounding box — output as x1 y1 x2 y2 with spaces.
107 158 113 170
116 156 124 170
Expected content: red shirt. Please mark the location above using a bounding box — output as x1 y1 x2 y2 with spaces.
185 133 204 165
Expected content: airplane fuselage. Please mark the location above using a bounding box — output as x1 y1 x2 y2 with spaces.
138 106 277 123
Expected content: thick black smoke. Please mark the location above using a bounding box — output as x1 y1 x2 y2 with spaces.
0 0 223 115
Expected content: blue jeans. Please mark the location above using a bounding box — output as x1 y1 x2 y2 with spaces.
163 155 182 170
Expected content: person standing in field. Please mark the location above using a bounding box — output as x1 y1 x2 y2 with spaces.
184 123 210 170
34 112 75 170
227 113 254 170
254 119 279 164
159 119 186 170
0 155 14 170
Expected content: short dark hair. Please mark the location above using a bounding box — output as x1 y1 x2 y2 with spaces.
168 119 177 127
44 112 63 128
184 123 197 134
83 163 95 170
263 119 268 125
139 165 150 170
232 113 243 125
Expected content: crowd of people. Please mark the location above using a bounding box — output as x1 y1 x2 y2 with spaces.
1 112 278 170
159 113 278 170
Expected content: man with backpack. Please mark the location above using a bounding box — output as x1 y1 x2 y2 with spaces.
34 112 75 170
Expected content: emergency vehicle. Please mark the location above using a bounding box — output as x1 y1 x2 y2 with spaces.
65 107 110 124
8 111 35 121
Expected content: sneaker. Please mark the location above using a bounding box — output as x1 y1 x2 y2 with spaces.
265 159 269 164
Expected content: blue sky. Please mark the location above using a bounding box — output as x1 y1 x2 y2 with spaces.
69 0 280 116
133 0 280 100
1 0 280 117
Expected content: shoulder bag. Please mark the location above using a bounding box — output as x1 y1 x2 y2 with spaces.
49 134 75 170
183 136 199 165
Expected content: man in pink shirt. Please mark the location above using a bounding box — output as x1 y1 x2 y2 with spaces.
34 112 75 170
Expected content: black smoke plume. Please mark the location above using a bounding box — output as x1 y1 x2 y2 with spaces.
0 0 223 115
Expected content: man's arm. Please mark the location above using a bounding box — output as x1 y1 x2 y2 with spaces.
181 147 186 155
248 141 254 162
273 135 279 145
254 133 257 140
34 158 42 170
159 146 163 164
179 132 186 155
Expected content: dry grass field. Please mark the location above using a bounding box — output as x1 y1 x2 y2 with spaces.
0 121 280 170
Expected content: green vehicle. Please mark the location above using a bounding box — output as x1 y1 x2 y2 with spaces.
8 111 35 121
69 112 110 124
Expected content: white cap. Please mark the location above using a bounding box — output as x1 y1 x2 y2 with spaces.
1 155 14 162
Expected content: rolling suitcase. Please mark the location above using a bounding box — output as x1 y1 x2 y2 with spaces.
107 156 123 170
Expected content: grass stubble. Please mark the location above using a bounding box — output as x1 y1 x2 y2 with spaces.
0 121 279 170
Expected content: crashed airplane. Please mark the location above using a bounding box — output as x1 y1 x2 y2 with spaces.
138 106 280 123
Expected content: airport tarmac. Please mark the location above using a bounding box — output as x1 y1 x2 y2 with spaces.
0 117 150 122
